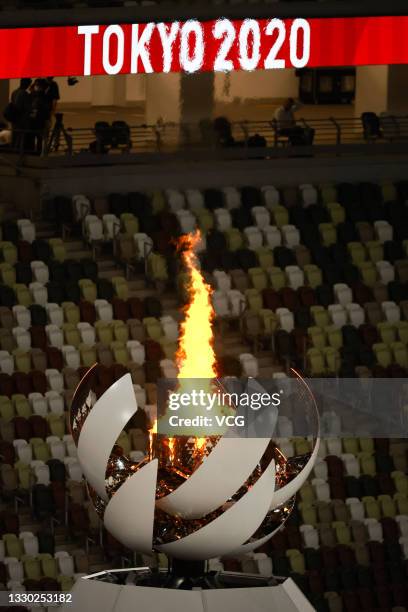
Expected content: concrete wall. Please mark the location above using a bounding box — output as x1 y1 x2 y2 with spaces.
0 169 42 217
1 154 402 202
58 77 93 106
145 73 181 124
5 66 407 117
91 75 127 107
387 65 408 114
355 65 408 117
8 69 299 110
126 75 146 104
215 69 299 102
9 76 135 108
355 66 390 117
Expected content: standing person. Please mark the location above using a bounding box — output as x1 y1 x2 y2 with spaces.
5 78 32 151
45 77 60 116
274 98 314 146
29 79 52 155
44 77 60 151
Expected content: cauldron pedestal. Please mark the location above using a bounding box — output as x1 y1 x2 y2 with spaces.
62 566 314 612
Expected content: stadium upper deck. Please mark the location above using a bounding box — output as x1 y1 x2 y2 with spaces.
1 0 408 28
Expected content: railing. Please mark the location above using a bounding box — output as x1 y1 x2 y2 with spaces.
56 114 408 153
229 115 408 147
2 114 408 162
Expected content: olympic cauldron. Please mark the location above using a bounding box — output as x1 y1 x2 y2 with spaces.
69 365 319 563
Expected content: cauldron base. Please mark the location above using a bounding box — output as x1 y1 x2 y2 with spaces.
62 567 315 611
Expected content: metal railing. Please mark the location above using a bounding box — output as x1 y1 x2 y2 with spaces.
58 114 408 153
2 114 408 162
229 115 408 147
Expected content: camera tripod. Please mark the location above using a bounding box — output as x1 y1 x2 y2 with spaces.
45 113 73 154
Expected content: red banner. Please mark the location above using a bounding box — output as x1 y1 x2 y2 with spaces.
0 15 407 79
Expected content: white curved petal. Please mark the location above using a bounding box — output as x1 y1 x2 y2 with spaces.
77 374 138 500
270 438 320 510
157 460 275 560
104 460 158 554
157 437 270 519
226 523 283 557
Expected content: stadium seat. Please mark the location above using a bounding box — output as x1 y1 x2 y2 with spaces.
263 226 281 249
334 284 353 305
94 300 113 322
285 266 304 290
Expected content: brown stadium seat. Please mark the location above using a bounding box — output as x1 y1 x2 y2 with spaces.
96 344 114 368
112 297 130 322
63 368 80 390
45 346 64 371
30 370 47 394
127 297 144 320
30 348 47 372
0 307 15 329
79 300 96 325
12 372 32 395
30 326 47 350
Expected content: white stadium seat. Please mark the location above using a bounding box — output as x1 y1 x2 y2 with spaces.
94 299 113 322
214 208 232 231
185 189 204 211
103 214 121 240
77 322 96 346
262 225 282 249
334 283 353 305
72 194 91 221
166 189 185 212
30 261 49 284
345 303 365 327
0 351 14 375
382 301 400 323
29 392 48 417
328 304 348 328
45 369 64 393
126 340 145 365
46 391 65 416
276 308 294 332
213 270 231 292
376 261 395 284
300 184 318 207
222 187 241 210
175 209 196 234
285 265 304 290
212 291 230 317
244 227 263 250
12 305 31 330
374 220 393 243
282 225 300 248
160 316 178 342
134 233 154 259
227 290 246 316
45 303 64 327
12 327 31 351
251 206 270 228
17 219 35 243
239 353 259 377
29 282 48 306
84 215 103 242
46 324 64 348
261 185 280 209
